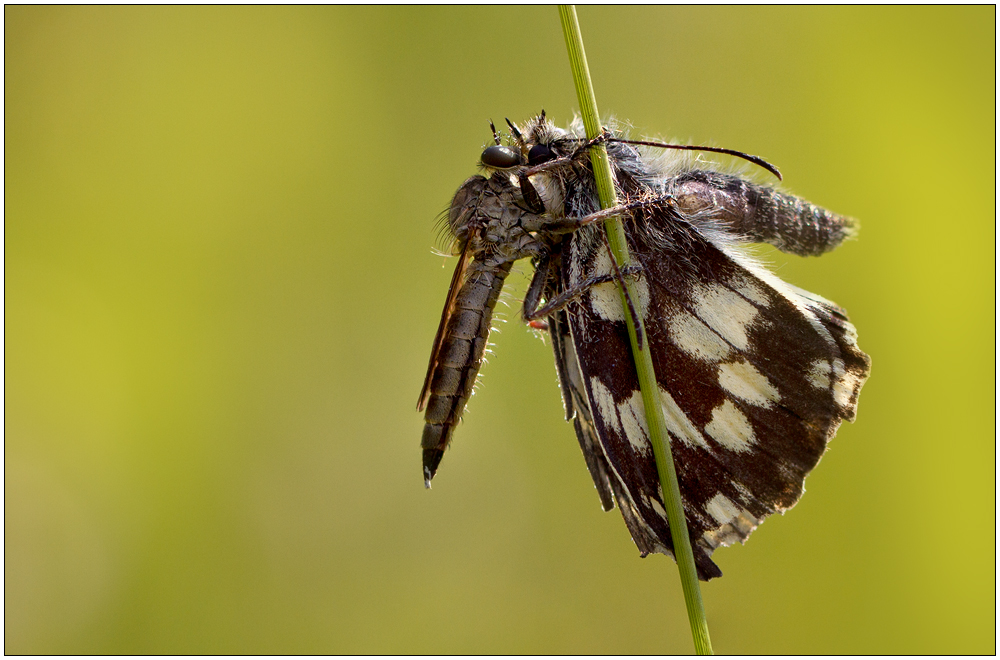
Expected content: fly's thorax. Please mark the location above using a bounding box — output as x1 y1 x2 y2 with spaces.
479 188 546 263
447 172 526 243
448 171 546 264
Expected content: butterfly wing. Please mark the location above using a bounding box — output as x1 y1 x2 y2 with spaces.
544 276 616 513
558 211 869 580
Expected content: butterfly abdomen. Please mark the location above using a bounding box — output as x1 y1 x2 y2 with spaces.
670 171 857 257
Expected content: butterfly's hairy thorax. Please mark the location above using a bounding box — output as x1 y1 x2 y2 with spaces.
419 114 870 580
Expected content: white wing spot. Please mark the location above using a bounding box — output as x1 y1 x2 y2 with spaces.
705 494 743 525
718 359 781 407
807 359 832 390
705 400 756 452
841 325 860 347
830 358 862 408
589 379 653 454
808 358 862 409
722 248 836 346
659 386 711 450
668 307 732 362
731 274 771 307
650 497 667 519
618 390 652 455
587 250 651 322
692 282 760 350
703 494 760 547
589 377 622 435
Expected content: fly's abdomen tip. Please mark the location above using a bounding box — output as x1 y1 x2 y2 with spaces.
422 447 443 487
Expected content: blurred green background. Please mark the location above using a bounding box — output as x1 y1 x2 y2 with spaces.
5 6 994 654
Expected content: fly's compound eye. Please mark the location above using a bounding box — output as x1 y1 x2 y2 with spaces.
527 144 555 166
481 145 521 169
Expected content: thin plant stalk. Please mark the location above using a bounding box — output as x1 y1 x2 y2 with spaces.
557 5 713 655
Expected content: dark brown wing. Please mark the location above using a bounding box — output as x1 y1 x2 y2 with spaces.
546 305 616 512
560 218 869 580
417 239 472 412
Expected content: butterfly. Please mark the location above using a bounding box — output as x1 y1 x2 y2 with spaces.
418 112 870 580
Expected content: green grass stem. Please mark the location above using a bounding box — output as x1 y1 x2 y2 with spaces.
557 6 714 655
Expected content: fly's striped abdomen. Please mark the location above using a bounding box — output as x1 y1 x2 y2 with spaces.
421 259 513 483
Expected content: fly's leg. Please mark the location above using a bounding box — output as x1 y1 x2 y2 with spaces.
521 250 554 330
522 259 644 324
523 197 672 345
539 195 676 235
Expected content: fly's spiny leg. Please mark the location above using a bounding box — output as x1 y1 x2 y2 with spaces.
523 264 643 321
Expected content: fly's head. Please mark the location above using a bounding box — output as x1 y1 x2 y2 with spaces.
513 112 578 163
476 112 580 217
445 113 588 257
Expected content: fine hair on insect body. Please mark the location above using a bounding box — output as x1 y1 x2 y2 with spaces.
418 111 870 580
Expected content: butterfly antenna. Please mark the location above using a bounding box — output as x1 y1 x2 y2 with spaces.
489 120 502 146
610 138 782 181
